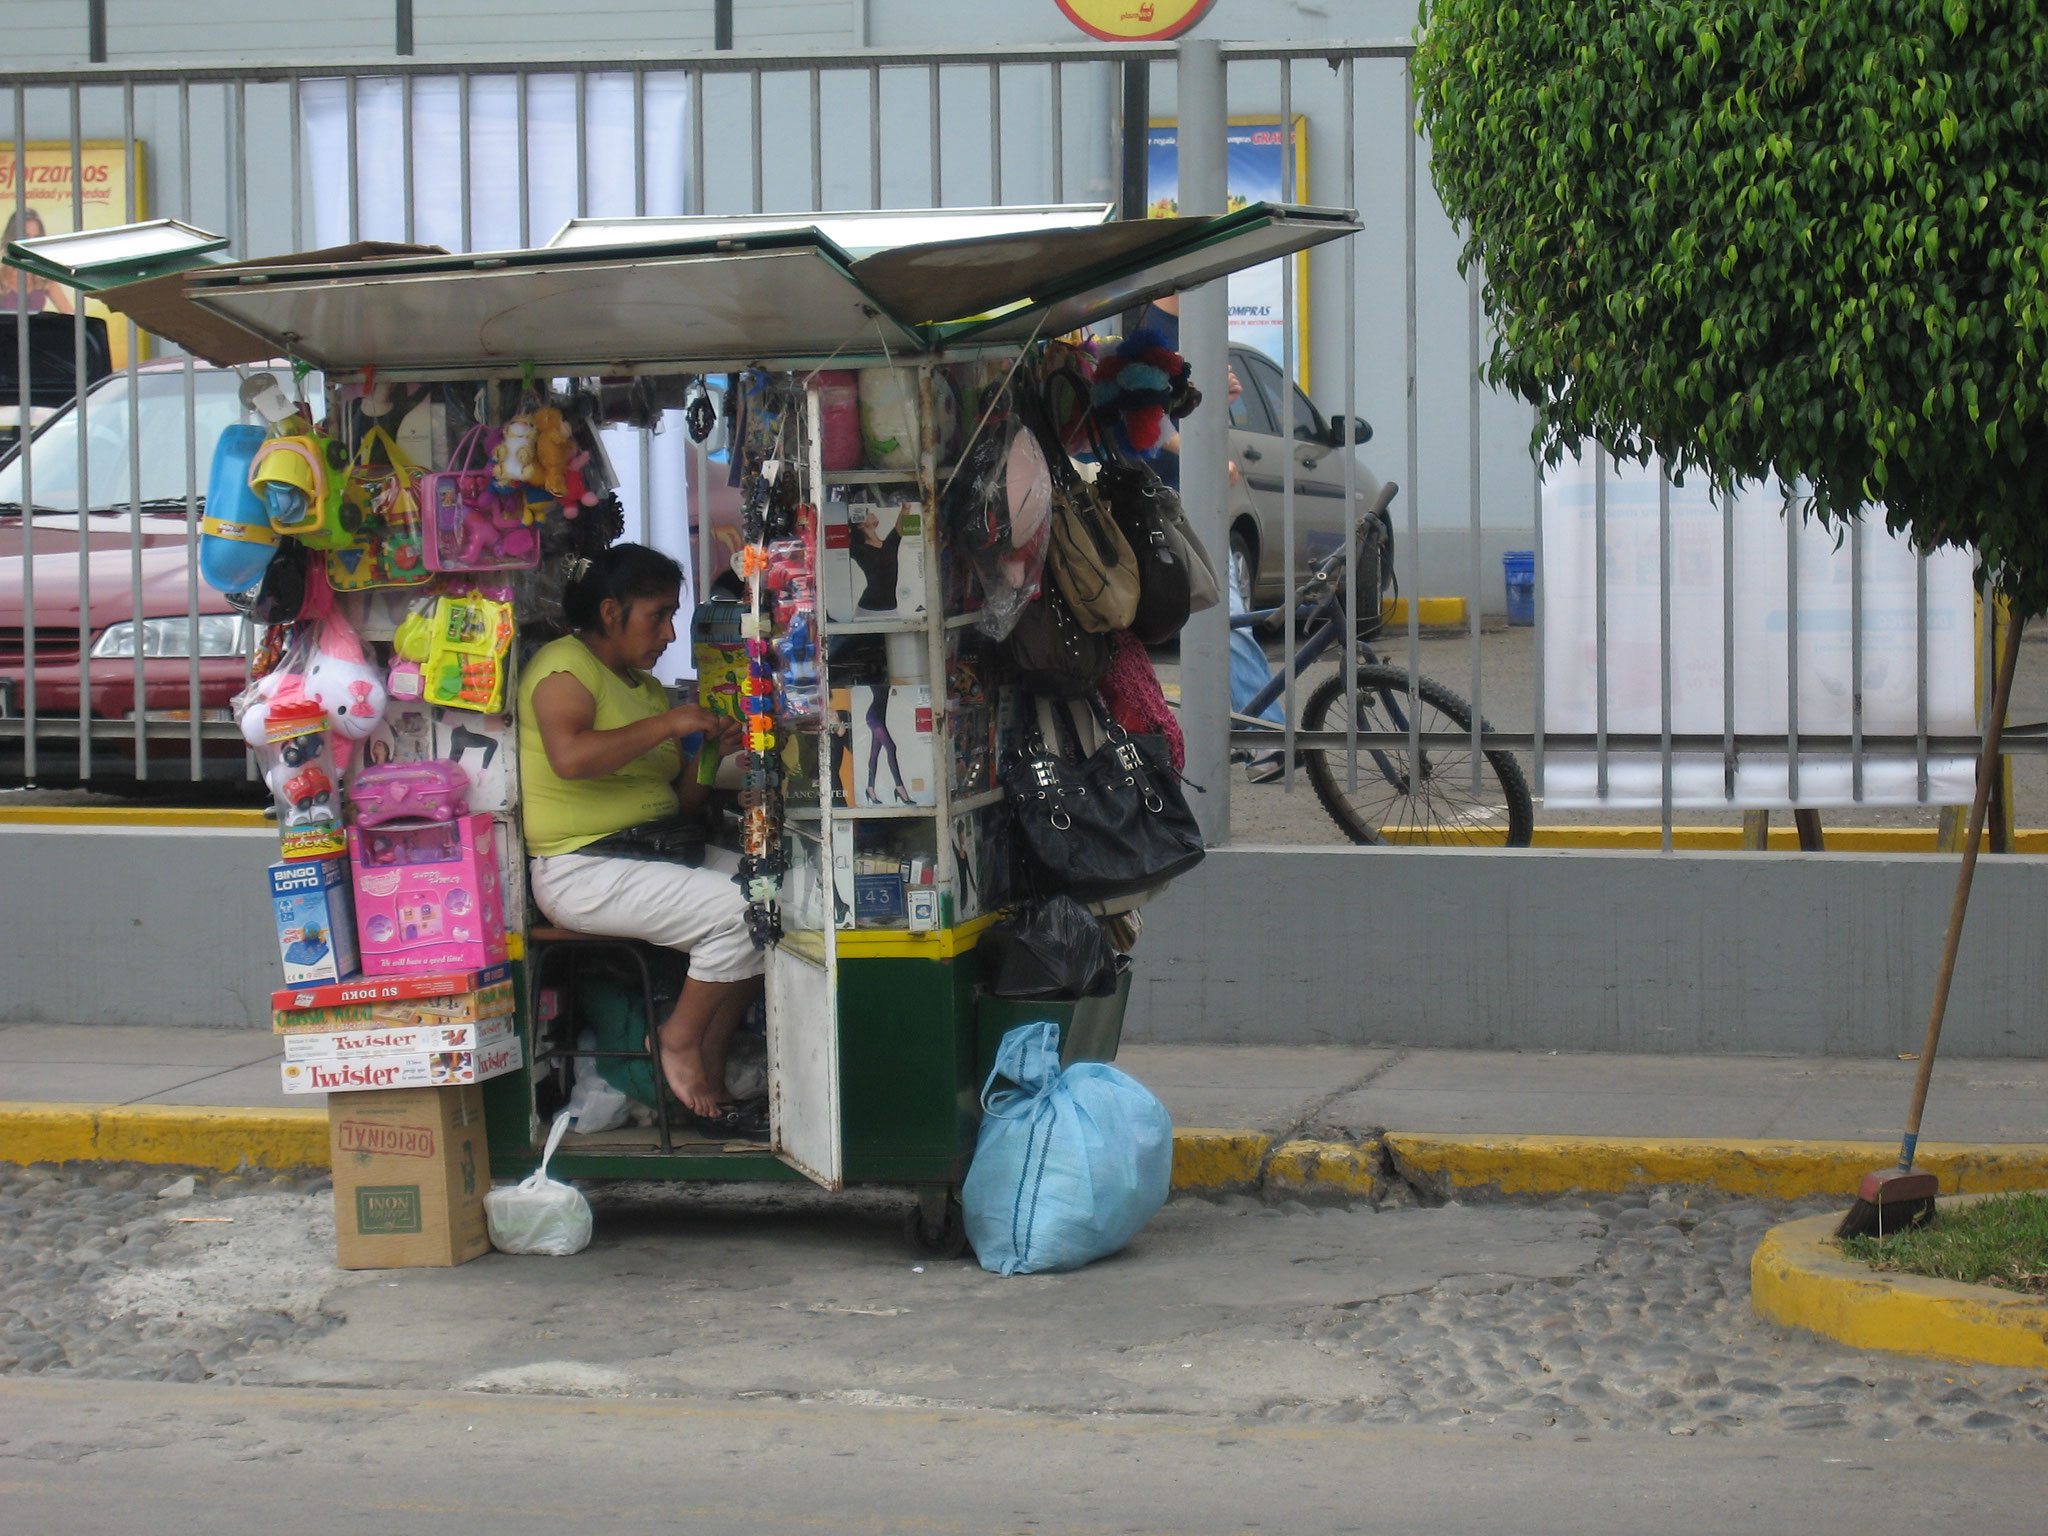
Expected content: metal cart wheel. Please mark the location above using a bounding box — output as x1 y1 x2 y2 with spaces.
906 1186 971 1260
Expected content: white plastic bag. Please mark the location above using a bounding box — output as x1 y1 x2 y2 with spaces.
484 1112 593 1256
563 1029 631 1134
563 1074 630 1135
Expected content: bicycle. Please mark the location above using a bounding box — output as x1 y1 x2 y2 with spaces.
1230 486 1534 847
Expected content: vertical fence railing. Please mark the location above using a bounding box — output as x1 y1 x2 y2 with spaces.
0 43 2028 828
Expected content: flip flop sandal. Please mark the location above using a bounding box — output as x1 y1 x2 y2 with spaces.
696 1098 771 1142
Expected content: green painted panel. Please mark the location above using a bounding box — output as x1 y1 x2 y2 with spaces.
836 952 981 1184
489 946 986 1189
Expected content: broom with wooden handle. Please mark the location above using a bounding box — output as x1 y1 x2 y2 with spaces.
1836 610 2025 1239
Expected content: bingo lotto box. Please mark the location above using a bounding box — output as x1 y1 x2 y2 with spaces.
267 857 362 987
347 812 507 976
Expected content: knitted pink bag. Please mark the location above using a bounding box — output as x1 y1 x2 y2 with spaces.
1098 630 1184 773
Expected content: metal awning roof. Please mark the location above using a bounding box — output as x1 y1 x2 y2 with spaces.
547 204 1117 259
120 201 1361 374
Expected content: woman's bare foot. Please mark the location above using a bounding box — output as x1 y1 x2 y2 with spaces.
654 1036 722 1118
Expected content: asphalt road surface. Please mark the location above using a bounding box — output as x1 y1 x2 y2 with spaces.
6 1375 2048 1536
6 1170 2048 1533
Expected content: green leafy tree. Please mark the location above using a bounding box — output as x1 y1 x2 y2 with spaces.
1414 0 2048 611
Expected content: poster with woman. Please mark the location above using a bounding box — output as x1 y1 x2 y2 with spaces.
0 140 147 369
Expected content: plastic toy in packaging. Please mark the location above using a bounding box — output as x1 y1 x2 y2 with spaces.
263 698 346 860
421 425 541 573
392 592 514 714
328 426 432 591
774 608 821 726
351 759 472 828
349 811 507 977
763 534 815 630
249 433 360 551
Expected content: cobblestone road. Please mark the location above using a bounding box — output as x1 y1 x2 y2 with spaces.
1306 1191 2048 1442
4 1160 2044 1445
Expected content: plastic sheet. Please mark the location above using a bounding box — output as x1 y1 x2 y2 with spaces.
950 419 1051 642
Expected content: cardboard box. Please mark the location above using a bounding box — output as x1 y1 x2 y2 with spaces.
350 812 508 977
272 963 511 1015
823 498 929 623
273 978 516 1035
282 1032 522 1095
327 1084 492 1270
848 683 936 806
267 858 362 987
281 1012 515 1061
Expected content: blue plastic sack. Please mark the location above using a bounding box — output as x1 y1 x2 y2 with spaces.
962 1019 1173 1276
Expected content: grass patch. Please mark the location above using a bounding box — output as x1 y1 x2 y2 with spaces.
1838 1192 2048 1296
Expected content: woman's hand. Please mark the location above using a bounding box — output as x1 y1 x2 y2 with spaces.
664 705 745 756
663 703 721 741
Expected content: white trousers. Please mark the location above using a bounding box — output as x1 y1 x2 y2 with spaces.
528 845 764 985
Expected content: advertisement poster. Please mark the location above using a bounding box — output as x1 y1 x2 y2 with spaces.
1145 119 1309 384
0 141 148 368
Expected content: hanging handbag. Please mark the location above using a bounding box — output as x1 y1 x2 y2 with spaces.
1152 478 1222 613
1095 454 1193 644
1001 584 1112 699
1021 384 1139 634
999 701 1205 903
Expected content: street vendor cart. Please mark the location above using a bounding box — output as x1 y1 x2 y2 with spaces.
85 199 1358 1254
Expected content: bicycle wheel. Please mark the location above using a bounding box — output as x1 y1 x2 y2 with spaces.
1299 666 1534 847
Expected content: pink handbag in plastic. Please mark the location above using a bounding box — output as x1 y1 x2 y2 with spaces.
420 425 541 573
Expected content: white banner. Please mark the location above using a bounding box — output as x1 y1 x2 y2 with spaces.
1541 451 1978 808
302 74 701 680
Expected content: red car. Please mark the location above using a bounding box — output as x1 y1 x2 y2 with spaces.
0 544 251 782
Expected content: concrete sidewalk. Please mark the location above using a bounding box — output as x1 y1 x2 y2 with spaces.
3 1022 2045 1145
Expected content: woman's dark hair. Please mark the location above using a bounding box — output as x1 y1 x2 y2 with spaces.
562 542 684 633
2 209 46 246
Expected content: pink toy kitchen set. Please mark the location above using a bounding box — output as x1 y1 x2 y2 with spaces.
347 811 507 976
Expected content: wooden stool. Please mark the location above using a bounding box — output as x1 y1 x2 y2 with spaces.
525 926 681 1154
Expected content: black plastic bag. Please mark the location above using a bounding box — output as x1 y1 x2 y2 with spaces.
248 536 311 624
980 894 1125 1000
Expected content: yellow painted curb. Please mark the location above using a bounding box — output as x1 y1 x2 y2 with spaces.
0 807 269 828
1266 1137 1384 1200
1752 1206 2048 1370
1381 596 1467 627
1386 1133 2048 1202
0 1101 329 1172
1528 825 2048 853
1170 1128 1271 1191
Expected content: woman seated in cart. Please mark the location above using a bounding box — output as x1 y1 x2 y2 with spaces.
518 542 763 1131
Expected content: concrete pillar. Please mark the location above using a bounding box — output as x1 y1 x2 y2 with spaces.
1175 37 1231 846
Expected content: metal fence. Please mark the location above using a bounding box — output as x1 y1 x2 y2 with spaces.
2 41 2029 844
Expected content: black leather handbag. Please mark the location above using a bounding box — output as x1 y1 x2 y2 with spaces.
1000 707 1205 902
1001 584 1112 699
1096 456 1194 644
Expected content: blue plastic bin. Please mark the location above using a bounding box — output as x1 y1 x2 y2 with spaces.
1502 550 1535 626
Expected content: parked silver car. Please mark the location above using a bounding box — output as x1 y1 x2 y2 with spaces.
1225 343 1392 619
